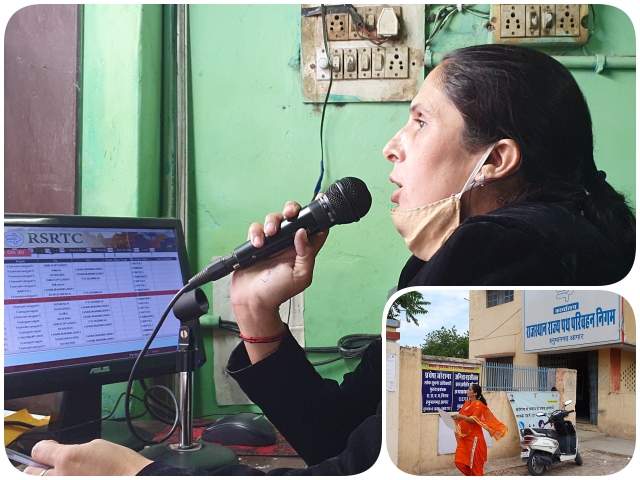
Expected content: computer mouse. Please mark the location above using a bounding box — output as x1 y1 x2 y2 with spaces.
200 413 278 447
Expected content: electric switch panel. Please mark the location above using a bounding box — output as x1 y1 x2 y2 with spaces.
491 4 589 44
344 48 358 79
358 47 372 79
301 4 424 102
331 48 343 80
316 48 330 80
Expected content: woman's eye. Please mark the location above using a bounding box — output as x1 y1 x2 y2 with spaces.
416 119 426 129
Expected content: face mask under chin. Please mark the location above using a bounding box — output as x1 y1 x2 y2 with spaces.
389 143 496 261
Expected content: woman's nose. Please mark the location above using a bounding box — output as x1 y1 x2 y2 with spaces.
383 130 403 163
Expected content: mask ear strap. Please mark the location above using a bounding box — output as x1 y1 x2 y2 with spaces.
455 143 497 199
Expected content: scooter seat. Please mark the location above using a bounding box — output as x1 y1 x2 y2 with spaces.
528 428 559 439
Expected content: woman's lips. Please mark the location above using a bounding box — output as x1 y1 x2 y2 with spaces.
390 177 401 204
391 187 401 204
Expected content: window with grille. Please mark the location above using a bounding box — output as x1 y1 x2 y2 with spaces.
486 290 514 308
539 354 569 369
622 362 636 393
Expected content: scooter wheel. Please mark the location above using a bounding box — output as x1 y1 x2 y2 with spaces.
527 452 546 476
575 451 583 466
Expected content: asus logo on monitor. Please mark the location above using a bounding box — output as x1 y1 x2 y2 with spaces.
89 366 110 374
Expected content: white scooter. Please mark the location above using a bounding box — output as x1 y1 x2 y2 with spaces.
519 400 583 475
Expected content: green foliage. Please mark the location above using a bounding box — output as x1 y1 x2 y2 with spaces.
421 325 469 359
387 291 430 326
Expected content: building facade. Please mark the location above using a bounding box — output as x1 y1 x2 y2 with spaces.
469 290 636 439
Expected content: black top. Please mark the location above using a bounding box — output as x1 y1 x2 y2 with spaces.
398 201 632 287
138 327 382 476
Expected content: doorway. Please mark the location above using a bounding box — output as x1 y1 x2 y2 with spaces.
539 351 599 425
568 351 598 425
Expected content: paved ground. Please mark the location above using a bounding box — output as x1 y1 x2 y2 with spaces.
487 449 632 476
425 428 635 476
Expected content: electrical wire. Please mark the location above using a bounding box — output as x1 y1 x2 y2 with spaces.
425 4 490 49
475 308 523 341
123 284 191 445
355 24 388 46
308 333 381 366
4 421 40 429
312 4 333 201
6 391 149 451
425 5 459 48
462 5 491 19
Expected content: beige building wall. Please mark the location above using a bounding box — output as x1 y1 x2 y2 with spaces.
386 340 400 465
596 348 636 440
468 290 537 366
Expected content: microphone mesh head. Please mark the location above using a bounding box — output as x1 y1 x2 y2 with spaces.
324 177 372 224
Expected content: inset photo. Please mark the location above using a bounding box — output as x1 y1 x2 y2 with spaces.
386 289 635 476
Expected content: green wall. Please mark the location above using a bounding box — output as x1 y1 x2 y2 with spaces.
81 4 162 217
81 4 636 416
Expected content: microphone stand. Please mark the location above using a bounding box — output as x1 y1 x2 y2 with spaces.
139 288 238 469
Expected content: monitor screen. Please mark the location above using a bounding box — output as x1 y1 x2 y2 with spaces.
4 214 190 449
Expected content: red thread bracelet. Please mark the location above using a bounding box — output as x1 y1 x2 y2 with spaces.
238 329 286 344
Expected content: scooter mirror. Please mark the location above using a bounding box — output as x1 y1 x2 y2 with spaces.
536 412 546 417
564 399 573 406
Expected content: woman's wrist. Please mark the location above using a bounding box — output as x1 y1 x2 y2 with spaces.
231 307 286 364
231 305 283 337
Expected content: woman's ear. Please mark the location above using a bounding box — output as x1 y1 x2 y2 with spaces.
480 139 521 180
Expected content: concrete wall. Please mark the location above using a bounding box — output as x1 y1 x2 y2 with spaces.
555 368 578 425
81 5 162 217
386 340 400 465
597 349 636 439
392 346 565 475
469 291 538 367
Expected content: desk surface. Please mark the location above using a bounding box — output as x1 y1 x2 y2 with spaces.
6 415 307 474
238 455 307 471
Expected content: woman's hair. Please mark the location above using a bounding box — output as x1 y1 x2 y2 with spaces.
471 384 487 405
438 44 635 271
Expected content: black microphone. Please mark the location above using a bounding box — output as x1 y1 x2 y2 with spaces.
185 177 372 291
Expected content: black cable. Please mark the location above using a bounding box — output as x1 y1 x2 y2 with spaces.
4 421 40 429
219 319 240 334
123 284 190 445
6 392 149 451
137 379 181 426
309 333 381 366
313 4 334 201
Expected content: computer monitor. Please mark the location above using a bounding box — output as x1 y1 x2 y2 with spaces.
4 214 190 451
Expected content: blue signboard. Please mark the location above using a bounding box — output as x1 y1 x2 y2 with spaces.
421 363 481 413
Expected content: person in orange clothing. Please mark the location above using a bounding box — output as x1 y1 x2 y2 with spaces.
451 384 508 476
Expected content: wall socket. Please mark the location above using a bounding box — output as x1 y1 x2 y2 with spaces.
385 46 409 78
492 4 589 44
500 4 525 38
556 4 581 36
302 4 424 102
326 13 348 41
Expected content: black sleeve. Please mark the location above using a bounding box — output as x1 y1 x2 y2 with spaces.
136 402 381 476
225 328 381 466
400 221 564 286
